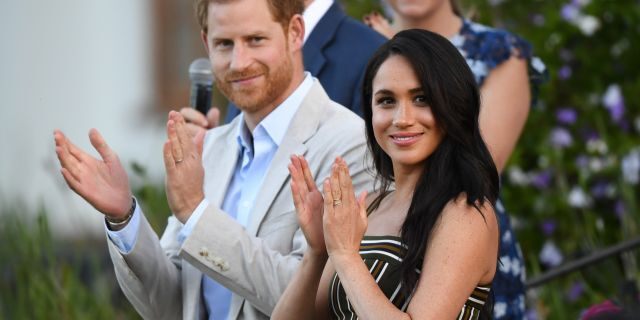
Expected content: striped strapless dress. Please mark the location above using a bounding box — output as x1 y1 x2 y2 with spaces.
328 235 491 319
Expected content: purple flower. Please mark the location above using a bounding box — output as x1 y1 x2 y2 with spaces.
581 129 600 142
561 3 580 22
602 84 625 123
532 170 553 189
567 281 585 302
550 127 573 148
558 65 573 80
556 107 577 124
525 309 539 320
541 219 557 236
590 181 610 199
621 149 640 184
540 240 563 267
575 154 589 169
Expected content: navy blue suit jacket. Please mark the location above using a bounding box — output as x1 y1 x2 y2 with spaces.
224 2 386 123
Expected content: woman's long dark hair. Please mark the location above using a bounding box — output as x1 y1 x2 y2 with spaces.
362 29 500 316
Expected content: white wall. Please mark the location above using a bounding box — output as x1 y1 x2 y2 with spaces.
0 1 167 237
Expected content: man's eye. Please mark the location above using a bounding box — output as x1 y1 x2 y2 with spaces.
215 40 233 49
250 37 265 44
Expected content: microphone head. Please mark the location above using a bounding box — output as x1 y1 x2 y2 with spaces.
189 58 213 84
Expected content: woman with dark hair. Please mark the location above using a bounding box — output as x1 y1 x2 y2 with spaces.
272 29 499 319
364 2 548 317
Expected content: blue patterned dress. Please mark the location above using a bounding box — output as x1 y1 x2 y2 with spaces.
449 20 547 320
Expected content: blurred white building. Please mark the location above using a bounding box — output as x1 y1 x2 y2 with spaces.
0 1 171 237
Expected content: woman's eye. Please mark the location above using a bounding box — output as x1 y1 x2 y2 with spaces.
414 95 428 106
376 97 395 106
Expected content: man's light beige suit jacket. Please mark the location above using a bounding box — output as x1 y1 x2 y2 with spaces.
107 80 374 319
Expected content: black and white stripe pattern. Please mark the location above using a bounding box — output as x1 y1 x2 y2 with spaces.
329 236 491 319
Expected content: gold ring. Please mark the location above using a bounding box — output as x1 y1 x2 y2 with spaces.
333 199 342 207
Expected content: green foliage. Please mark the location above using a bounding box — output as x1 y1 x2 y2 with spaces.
342 0 384 18
0 203 139 319
0 153 182 319
342 0 640 317
130 161 170 234
464 1 640 317
0 163 172 319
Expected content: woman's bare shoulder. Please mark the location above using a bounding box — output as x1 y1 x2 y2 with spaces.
440 194 498 233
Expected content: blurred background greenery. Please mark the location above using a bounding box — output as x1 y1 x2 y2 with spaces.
0 164 167 319
444 1 640 318
1 1 638 319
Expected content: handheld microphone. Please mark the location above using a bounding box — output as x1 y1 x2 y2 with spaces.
189 58 214 115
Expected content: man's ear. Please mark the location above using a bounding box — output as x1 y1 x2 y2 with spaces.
201 30 210 55
288 14 305 52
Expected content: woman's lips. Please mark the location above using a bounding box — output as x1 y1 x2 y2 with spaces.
389 132 424 146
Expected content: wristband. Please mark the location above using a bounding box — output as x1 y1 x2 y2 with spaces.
106 198 136 227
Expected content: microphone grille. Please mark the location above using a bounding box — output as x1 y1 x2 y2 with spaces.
189 58 213 83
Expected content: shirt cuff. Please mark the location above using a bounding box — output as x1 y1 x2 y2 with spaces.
105 199 142 254
178 198 210 244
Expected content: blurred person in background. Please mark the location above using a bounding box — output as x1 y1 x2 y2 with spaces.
363 0 547 318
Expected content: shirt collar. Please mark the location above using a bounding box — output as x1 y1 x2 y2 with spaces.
303 0 334 43
235 72 314 150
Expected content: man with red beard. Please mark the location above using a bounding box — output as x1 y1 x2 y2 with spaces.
53 0 372 319
181 0 386 130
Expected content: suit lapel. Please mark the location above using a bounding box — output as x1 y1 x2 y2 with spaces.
202 118 241 207
303 2 346 76
246 81 327 235
197 121 239 319
246 141 307 236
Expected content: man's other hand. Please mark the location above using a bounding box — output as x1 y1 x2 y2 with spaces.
54 129 133 220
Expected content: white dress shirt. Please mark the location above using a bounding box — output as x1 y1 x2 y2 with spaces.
302 0 333 43
107 73 314 319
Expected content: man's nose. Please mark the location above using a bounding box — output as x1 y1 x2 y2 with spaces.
229 45 251 71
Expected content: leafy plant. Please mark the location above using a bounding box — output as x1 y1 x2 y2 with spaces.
0 202 139 319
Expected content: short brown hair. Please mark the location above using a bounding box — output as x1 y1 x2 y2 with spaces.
195 0 304 34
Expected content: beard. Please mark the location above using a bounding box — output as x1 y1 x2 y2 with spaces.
216 55 293 114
